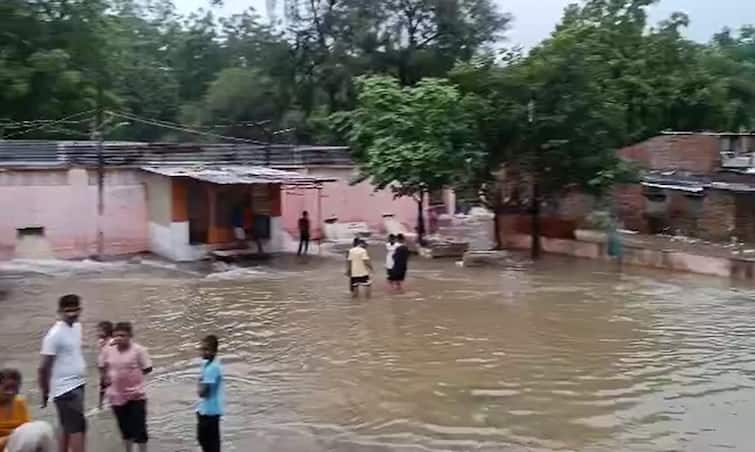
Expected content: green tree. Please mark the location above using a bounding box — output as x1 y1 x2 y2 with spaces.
182 67 285 142
708 26 755 130
333 75 483 243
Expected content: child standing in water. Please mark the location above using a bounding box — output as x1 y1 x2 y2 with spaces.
97 321 114 350
0 368 56 452
0 368 30 450
197 335 224 452
98 322 153 452
97 321 114 409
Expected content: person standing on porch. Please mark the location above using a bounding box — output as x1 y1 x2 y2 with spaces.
297 211 311 256
231 205 246 247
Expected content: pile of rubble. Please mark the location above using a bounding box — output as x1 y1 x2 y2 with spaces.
436 207 496 251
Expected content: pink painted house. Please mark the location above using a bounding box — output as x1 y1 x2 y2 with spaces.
0 141 427 260
279 166 418 239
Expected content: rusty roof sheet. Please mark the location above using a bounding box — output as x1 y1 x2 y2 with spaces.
141 165 335 186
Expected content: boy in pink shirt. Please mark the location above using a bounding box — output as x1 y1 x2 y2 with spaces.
98 322 153 452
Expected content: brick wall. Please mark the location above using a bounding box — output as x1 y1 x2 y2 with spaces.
667 193 705 235
734 194 755 243
614 184 646 232
558 191 595 222
618 134 721 173
698 190 736 241
614 134 725 236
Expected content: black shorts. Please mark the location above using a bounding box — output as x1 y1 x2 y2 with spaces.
350 275 371 290
389 267 407 282
54 385 87 434
197 413 221 452
112 400 148 443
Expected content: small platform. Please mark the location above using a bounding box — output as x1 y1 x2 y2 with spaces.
463 250 510 267
210 248 271 262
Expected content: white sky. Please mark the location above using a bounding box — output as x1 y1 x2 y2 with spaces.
175 0 754 48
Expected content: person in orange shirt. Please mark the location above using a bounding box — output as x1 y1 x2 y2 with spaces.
0 368 30 450
0 368 55 452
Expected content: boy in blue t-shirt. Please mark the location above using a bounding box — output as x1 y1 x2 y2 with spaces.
197 335 224 452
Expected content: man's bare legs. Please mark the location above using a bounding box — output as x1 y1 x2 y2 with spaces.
59 433 68 452
68 432 85 452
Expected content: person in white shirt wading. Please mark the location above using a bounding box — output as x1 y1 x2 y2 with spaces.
385 234 398 289
38 294 87 452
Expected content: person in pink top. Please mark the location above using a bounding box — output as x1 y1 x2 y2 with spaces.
98 322 153 452
96 321 114 409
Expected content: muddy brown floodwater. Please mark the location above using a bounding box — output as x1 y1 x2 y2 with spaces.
1 253 755 452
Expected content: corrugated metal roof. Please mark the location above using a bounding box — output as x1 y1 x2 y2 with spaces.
641 182 705 193
141 165 335 186
710 182 755 193
0 141 61 165
0 141 353 168
641 170 755 193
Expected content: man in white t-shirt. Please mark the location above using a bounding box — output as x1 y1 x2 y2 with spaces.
38 294 87 452
347 238 373 298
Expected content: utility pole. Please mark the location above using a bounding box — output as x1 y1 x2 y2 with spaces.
528 97 542 260
265 126 272 167
95 87 105 261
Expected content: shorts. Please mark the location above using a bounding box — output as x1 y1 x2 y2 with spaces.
350 275 371 290
54 385 87 434
197 413 221 452
112 399 148 443
389 267 407 282
233 227 246 240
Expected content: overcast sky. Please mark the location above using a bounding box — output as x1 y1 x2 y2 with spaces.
176 0 753 48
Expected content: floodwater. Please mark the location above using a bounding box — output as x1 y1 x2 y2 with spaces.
1 253 755 452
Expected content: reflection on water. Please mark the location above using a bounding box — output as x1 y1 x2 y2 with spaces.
1 254 755 451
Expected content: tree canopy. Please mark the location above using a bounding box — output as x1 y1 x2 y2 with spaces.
1 0 751 144
333 75 483 241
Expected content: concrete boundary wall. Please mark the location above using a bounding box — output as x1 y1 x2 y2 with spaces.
502 234 754 281
0 169 148 260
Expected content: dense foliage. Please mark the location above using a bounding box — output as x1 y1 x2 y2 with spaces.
0 0 508 142
333 76 483 241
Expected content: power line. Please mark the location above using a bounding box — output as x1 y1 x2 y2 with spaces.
0 120 88 130
1 110 97 139
106 110 268 145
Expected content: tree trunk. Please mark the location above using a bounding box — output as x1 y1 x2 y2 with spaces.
416 195 426 247
530 178 541 260
493 211 502 250
491 183 503 250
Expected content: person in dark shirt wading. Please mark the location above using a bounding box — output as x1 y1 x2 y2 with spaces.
389 234 410 293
